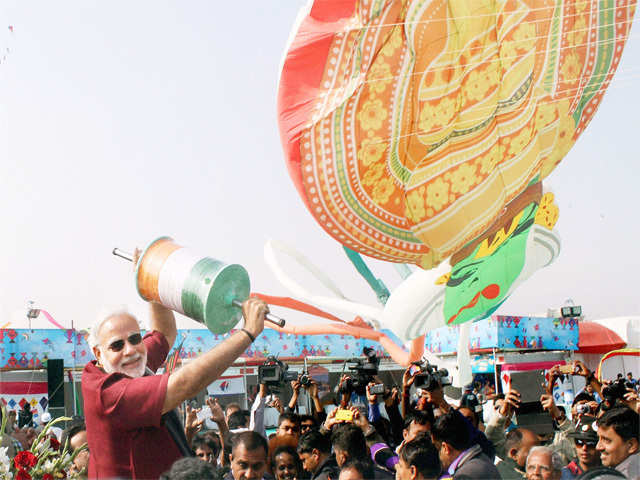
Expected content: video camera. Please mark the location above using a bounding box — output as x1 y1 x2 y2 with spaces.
412 360 451 391
337 347 380 396
258 356 298 391
601 377 634 410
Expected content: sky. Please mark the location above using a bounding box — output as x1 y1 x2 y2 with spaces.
1 1 639 333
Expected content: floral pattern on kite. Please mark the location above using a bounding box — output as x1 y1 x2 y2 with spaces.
278 0 635 269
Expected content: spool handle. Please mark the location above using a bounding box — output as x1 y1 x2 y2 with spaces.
112 248 286 328
232 300 286 328
113 248 135 262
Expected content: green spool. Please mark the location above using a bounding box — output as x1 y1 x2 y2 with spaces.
181 258 251 334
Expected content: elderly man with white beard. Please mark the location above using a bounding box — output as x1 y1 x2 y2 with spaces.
82 296 268 479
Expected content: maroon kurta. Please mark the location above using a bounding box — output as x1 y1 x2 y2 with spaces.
82 331 181 479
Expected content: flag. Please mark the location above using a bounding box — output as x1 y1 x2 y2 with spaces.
166 338 185 374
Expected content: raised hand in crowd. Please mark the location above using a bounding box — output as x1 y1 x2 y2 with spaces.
288 378 302 411
322 406 342 432
401 365 419 417
184 404 205 445
338 374 351 407
270 396 285 414
573 360 604 397
384 386 399 409
540 393 564 422
366 382 379 405
499 388 521 420
206 397 227 431
623 387 640 414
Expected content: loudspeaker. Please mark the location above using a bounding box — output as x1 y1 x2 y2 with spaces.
47 359 65 409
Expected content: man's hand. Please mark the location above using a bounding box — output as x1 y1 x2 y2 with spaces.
403 366 418 391
305 380 319 399
259 383 268 398
185 404 204 439
384 387 399 408
242 297 268 339
540 393 562 421
573 360 591 378
270 397 284 414
207 397 225 425
350 406 369 431
623 388 640 414
366 382 378 405
500 389 521 418
291 379 302 394
423 386 449 412
323 408 341 431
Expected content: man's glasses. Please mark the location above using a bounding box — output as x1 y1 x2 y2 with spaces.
108 333 143 352
574 439 597 448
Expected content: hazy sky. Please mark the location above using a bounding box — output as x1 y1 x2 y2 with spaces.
1 1 639 332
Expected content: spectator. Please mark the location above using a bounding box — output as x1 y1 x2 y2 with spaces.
229 410 252 431
297 430 339 480
277 413 301 441
193 432 219 465
300 415 318 435
627 372 637 389
596 407 639 479
226 403 243 422
525 446 563 480
395 432 440 480
331 424 393 480
339 459 374 480
562 416 601 480
402 410 434 445
61 418 89 477
498 429 541 480
430 410 500 479
227 431 270 480
271 445 302 480
161 457 217 480
82 294 268 479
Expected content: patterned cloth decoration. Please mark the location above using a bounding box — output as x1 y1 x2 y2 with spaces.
278 0 636 269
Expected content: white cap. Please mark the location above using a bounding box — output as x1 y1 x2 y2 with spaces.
40 412 51 423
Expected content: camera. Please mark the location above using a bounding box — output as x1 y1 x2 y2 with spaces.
369 383 385 395
258 357 298 391
337 347 380 396
601 378 633 410
412 361 451 391
576 403 591 415
299 371 312 387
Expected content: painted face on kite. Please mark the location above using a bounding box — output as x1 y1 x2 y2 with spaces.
443 203 536 326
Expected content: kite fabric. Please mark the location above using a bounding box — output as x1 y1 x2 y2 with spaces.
278 0 636 270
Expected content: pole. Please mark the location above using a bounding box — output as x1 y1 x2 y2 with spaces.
493 348 500 394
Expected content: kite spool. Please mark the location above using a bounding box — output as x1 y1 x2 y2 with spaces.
113 236 285 334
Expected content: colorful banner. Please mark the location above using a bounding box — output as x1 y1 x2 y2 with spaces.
0 380 48 422
426 316 579 354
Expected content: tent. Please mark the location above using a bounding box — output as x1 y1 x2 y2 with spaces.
577 322 626 354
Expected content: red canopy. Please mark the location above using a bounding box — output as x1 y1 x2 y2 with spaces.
578 322 626 354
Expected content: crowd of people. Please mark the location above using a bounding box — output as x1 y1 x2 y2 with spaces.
1 291 638 480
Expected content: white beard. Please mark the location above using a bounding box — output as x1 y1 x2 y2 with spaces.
101 351 147 378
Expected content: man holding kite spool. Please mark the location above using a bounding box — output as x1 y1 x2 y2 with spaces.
82 247 270 479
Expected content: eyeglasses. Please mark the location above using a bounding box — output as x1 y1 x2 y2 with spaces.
107 333 143 352
574 439 597 447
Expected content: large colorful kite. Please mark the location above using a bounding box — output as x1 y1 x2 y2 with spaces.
275 0 636 342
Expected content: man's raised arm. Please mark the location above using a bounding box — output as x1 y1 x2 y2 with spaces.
162 297 267 414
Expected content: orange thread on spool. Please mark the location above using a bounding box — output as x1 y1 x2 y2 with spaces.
137 238 181 302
